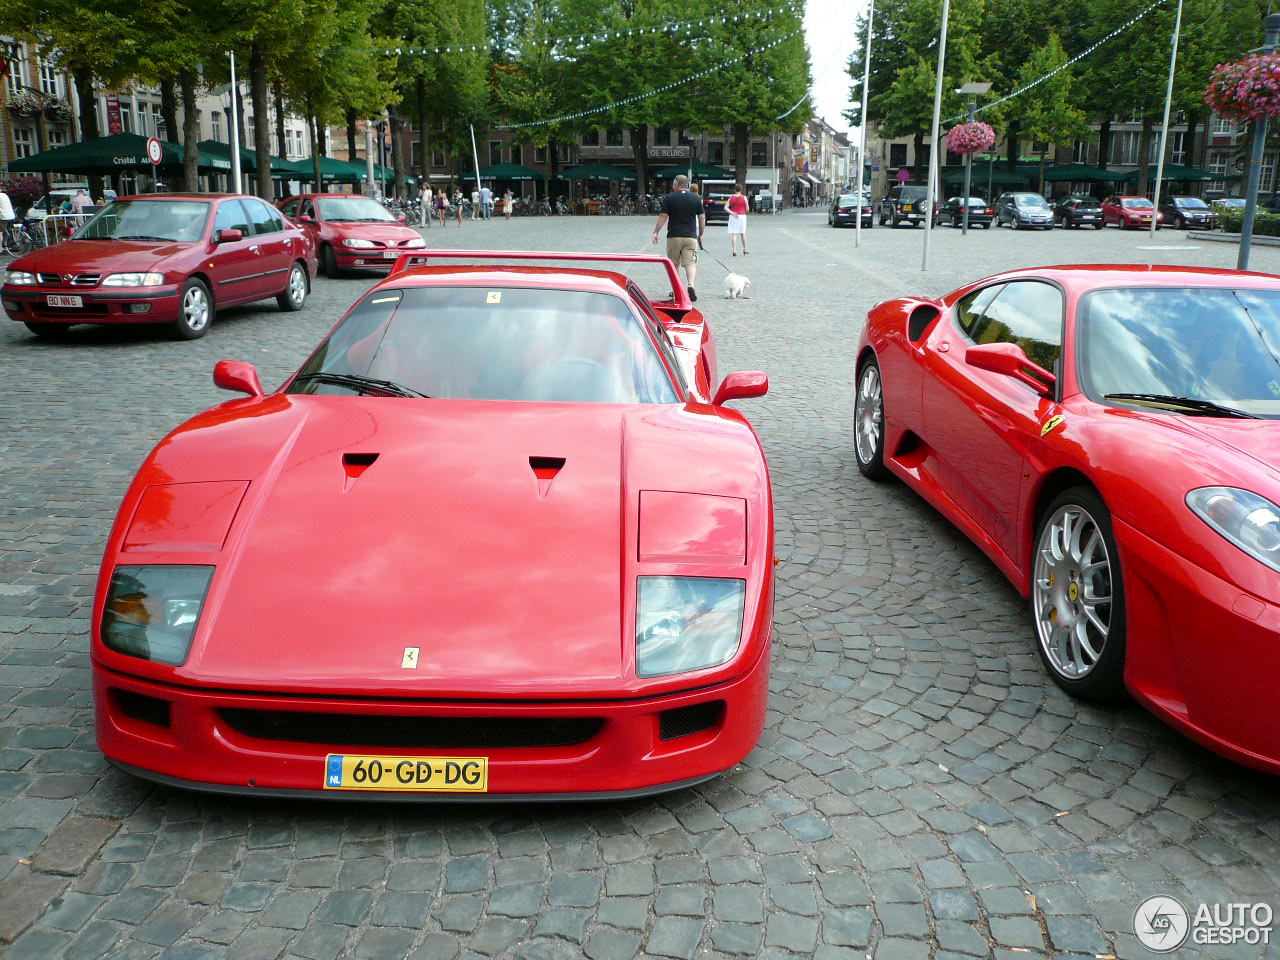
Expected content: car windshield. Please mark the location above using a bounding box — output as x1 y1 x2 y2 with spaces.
1015 195 1049 207
289 286 679 404
73 199 211 242
1122 198 1153 208
899 187 927 199
1176 198 1209 209
1073 199 1100 208
1079 287 1280 417
317 196 397 222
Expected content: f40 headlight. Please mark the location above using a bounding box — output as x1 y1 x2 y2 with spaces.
101 565 214 665
1187 487 1280 574
635 576 746 678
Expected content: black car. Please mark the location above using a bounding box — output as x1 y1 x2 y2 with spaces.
829 194 873 228
702 193 730 224
878 185 928 227
936 196 993 228
1160 196 1217 230
1054 196 1104 229
994 192 1054 229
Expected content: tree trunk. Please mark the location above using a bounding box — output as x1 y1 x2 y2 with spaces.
273 77 287 157
235 80 248 155
1137 115 1153 196
1038 153 1046 197
159 78 181 190
630 123 649 197
1097 119 1112 168
550 141 561 198
346 107 358 163
250 42 272 199
392 112 405 198
733 121 750 192
1184 110 1200 192
913 130 926 183
180 70 200 195
308 95 323 190
1005 120 1019 170
73 68 104 200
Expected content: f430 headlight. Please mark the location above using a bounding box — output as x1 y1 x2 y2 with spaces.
636 576 746 678
1187 487 1280 574
101 565 214 665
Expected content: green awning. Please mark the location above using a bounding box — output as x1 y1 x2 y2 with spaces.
653 160 734 179
476 163 544 181
942 165 1028 185
196 139 258 173
1042 163 1121 182
557 162 636 181
8 133 187 174
1125 164 1213 182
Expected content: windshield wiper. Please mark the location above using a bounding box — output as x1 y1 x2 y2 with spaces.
1104 393 1259 418
117 234 174 242
292 372 430 398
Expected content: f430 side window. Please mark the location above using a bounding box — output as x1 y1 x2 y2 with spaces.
954 284 1004 337
968 280 1064 372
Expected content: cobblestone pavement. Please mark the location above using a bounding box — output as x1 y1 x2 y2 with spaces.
2 211 1279 960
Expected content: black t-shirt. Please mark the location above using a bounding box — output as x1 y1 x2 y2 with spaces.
661 190 703 238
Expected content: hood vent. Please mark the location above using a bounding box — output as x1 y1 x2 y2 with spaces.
342 453 379 492
529 456 566 499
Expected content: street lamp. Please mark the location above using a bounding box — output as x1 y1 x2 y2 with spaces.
956 81 992 236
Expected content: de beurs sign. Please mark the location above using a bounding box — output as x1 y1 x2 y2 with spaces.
579 145 691 160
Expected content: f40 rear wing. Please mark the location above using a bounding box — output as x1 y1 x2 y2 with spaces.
389 249 693 311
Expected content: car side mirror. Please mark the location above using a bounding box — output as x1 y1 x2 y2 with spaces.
213 360 264 398
713 371 769 406
965 342 1056 395
299 214 313 223
215 228 242 244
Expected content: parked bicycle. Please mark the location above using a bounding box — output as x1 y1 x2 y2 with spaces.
1 218 45 256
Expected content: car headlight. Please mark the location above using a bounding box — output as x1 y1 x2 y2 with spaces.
4 270 36 286
1186 487 1280 574
342 238 375 249
101 565 214 665
403 237 426 248
102 272 165 287
635 576 746 678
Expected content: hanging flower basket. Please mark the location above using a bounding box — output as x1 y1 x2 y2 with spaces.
1205 54 1280 122
946 122 996 156
43 99 73 124
5 89 42 119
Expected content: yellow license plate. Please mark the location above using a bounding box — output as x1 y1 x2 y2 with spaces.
903 203 914 211
323 754 488 792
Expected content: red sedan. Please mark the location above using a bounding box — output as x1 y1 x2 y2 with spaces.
279 193 425 276
91 250 774 799
1102 195 1164 229
2 194 316 339
853 265 1280 773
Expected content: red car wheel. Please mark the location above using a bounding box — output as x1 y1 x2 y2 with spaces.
1031 487 1127 700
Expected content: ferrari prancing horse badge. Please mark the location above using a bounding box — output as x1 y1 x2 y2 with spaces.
402 647 420 668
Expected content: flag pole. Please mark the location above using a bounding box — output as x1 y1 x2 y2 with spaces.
1150 0 1183 239
922 0 951 271
856 0 875 249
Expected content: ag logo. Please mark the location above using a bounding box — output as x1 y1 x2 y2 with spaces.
401 647 419 669
1040 414 1065 437
1134 895 1190 952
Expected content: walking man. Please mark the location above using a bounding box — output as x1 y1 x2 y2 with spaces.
480 183 493 220
651 174 705 302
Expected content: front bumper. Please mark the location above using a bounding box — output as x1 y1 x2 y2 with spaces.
2 285 182 325
335 249 413 270
1117 519 1280 775
94 644 771 799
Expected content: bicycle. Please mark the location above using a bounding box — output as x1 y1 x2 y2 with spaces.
1 219 39 256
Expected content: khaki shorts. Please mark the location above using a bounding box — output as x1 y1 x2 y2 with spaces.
666 236 699 269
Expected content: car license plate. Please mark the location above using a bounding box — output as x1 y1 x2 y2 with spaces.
903 203 914 211
46 295 82 307
382 251 398 259
323 754 488 792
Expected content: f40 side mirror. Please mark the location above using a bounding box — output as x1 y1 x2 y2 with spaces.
713 371 769 406
965 342 1056 395
213 360 264 398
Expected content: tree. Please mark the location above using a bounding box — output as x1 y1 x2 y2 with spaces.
1013 32 1089 193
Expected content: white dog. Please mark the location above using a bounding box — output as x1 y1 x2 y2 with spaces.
723 272 751 299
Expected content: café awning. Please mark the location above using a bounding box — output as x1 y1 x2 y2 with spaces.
653 160 735 180
8 133 187 174
476 163 544 180
558 162 636 181
1042 163 1131 182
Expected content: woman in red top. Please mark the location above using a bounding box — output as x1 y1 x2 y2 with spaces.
725 185 750 255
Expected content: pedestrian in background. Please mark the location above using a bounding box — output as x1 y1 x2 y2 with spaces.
470 186 480 220
726 184 749 256
71 189 92 214
421 186 432 227
453 188 465 226
503 190 513 219
0 188 15 231
651 173 705 302
435 189 449 228
480 184 493 220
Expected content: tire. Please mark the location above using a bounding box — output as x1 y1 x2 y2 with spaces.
853 356 890 481
1094 221 1104 230
173 277 213 340
1031 487 1127 700
891 216 900 228
321 243 339 278
277 262 308 312
23 321 72 339
879 213 887 225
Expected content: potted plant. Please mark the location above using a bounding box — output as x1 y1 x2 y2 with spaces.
1205 53 1280 121
946 122 996 156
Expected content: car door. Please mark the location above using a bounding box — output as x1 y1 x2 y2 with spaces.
205 199 262 306
921 280 1065 561
243 197 294 298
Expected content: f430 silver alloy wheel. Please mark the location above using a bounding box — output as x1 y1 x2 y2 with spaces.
1033 502 1114 680
855 365 882 464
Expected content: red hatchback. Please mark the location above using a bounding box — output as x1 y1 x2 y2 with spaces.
1102 195 1164 229
854 265 1280 774
279 193 425 276
2 194 316 340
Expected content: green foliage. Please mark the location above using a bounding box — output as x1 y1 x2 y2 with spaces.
1217 210 1280 236
0 176 44 217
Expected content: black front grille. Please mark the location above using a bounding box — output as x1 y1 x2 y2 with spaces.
113 689 171 727
38 273 63 285
659 701 725 741
219 709 603 749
